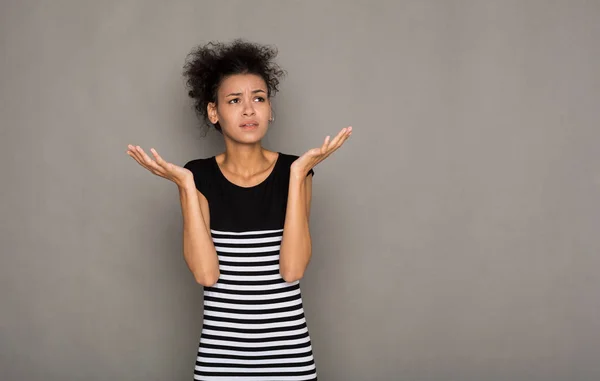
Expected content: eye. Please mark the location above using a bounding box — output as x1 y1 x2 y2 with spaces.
254 96 265 102
228 98 240 104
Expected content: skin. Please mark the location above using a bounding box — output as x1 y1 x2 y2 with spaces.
126 73 352 285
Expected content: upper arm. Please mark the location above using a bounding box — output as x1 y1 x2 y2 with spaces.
305 173 313 221
183 160 211 234
197 190 211 235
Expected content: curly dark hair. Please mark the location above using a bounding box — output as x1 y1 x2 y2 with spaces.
183 39 286 132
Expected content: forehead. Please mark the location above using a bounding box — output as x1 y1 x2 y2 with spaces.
218 74 267 95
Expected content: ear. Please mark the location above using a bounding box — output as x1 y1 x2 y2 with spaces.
207 102 218 124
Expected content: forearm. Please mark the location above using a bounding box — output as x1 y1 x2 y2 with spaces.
179 179 219 286
280 175 312 282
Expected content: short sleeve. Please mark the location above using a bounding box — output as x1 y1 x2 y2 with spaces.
285 153 314 178
183 159 207 196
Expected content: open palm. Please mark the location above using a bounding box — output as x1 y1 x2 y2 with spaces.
126 145 191 186
291 126 352 175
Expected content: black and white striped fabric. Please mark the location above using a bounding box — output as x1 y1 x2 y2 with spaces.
194 229 317 380
184 153 317 381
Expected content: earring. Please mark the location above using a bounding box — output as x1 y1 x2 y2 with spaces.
269 115 275 122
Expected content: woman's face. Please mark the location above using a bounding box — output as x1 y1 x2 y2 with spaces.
208 73 272 144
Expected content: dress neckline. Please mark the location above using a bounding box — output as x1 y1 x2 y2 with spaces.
212 152 282 190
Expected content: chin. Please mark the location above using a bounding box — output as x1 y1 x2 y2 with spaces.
228 127 269 144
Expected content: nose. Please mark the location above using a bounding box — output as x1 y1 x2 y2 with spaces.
242 98 256 117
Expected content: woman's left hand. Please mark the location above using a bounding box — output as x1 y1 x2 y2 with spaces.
291 126 353 177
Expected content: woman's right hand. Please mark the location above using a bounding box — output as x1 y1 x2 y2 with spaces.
126 144 193 187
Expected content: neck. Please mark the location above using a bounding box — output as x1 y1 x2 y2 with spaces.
221 141 270 176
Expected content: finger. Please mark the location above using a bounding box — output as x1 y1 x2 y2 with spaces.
150 148 167 168
127 145 167 176
136 146 154 165
128 144 146 160
127 145 148 167
127 144 140 158
321 129 351 160
127 149 141 164
132 146 150 166
333 127 352 150
320 136 330 154
322 127 347 154
136 146 162 172
327 127 348 150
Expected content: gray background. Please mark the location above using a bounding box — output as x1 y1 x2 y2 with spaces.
1 1 599 380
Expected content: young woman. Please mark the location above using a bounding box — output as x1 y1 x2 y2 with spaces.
126 39 351 380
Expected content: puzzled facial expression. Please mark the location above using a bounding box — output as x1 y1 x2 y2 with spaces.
208 73 272 144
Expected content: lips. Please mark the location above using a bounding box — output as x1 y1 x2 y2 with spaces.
239 121 259 129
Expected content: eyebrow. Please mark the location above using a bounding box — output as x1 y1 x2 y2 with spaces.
225 89 267 97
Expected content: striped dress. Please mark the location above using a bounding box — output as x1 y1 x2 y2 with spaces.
184 152 317 381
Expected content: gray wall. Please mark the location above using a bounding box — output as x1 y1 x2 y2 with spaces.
2 1 599 380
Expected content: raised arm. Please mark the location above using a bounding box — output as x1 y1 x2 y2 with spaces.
279 172 313 282
126 145 219 286
279 126 352 282
179 178 220 286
